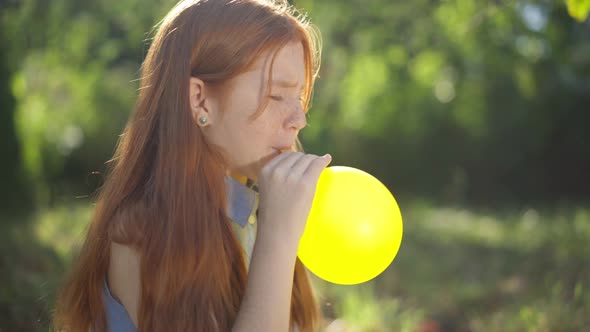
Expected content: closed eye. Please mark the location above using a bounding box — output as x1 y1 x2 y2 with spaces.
270 95 306 104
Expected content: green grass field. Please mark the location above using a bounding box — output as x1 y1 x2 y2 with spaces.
3 202 589 331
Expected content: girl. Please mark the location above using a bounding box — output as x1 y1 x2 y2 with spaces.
53 0 331 331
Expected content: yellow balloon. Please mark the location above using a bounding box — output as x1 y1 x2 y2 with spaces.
297 166 403 285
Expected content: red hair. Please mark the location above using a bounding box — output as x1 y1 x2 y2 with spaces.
53 0 322 331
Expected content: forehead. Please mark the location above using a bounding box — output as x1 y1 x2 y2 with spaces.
249 41 305 86
216 41 306 113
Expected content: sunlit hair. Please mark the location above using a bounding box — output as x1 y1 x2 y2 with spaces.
53 0 322 330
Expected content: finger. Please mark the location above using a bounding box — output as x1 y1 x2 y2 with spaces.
262 151 295 171
273 152 305 174
262 151 303 175
302 154 332 183
288 154 319 179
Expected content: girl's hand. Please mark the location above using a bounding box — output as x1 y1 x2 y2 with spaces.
256 151 332 247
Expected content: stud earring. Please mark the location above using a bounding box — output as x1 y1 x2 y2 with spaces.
198 116 208 126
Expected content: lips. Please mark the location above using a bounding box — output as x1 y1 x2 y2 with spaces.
274 146 293 153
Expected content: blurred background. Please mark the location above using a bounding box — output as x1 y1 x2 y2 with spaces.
1 0 589 331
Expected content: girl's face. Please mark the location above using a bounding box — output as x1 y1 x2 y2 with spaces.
198 41 308 181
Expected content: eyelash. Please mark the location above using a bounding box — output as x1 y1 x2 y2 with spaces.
270 95 305 102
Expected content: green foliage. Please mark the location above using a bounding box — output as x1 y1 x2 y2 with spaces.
566 0 590 21
2 0 176 206
1 0 589 330
340 53 389 131
301 0 590 205
2 0 589 206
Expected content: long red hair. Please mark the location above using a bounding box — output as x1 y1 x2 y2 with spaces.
53 0 322 331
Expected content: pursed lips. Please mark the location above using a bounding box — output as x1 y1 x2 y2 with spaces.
274 146 293 153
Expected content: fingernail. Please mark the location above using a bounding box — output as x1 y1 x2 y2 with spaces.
323 154 331 159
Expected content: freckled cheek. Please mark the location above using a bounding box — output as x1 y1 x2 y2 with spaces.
246 122 273 145
272 109 294 129
273 102 295 117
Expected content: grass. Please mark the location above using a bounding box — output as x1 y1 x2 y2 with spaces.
1 201 589 331
313 203 590 331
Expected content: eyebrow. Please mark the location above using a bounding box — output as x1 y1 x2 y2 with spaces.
272 79 301 89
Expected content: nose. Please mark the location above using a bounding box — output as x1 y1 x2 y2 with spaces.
286 101 307 132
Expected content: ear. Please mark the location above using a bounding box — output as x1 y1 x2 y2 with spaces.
189 77 217 127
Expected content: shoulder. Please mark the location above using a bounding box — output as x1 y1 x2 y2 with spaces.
108 242 140 327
